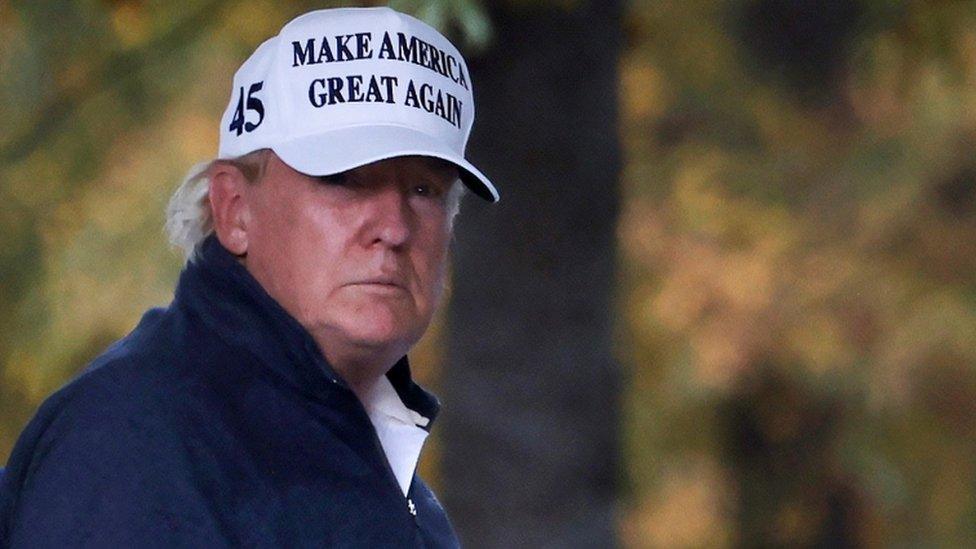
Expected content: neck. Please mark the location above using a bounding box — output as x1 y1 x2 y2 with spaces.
319 340 402 404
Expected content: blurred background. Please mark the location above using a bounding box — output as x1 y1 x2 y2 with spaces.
2 0 976 546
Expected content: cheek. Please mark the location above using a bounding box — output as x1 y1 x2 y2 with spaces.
283 238 349 326
414 227 451 300
249 204 347 310
289 214 348 285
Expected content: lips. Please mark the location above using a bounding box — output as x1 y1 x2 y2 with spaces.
346 276 406 290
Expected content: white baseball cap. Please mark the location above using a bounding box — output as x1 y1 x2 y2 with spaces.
217 7 499 202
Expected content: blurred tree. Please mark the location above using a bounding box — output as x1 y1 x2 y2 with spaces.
735 0 865 107
721 366 875 547
619 0 976 545
443 0 622 546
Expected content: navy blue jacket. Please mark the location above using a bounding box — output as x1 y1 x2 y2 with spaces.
0 236 459 547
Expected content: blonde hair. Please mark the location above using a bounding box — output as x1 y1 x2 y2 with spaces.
165 151 465 261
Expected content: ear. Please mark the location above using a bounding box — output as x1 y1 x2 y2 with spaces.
208 162 252 256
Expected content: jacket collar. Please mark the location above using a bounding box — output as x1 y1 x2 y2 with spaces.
173 235 441 428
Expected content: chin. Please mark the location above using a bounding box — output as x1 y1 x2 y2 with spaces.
337 312 421 353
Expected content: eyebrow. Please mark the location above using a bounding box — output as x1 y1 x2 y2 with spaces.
421 158 459 179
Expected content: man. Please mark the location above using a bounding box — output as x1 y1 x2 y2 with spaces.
0 7 497 547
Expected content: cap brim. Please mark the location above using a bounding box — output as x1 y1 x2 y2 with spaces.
271 125 499 202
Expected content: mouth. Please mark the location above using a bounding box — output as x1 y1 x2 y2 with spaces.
346 278 406 291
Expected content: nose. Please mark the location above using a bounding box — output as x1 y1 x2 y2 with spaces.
367 184 412 248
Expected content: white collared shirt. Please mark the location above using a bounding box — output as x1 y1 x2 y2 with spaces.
359 376 431 497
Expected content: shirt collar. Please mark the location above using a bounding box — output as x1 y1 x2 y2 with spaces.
361 376 430 429
360 375 431 496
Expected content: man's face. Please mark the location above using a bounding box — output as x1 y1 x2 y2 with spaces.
240 153 457 372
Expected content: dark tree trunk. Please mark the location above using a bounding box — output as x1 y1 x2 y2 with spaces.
442 2 623 547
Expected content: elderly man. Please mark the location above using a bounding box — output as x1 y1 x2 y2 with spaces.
0 7 497 547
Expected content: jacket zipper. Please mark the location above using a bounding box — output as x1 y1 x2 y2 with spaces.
341 387 421 526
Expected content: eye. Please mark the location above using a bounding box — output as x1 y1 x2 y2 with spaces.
412 181 448 199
